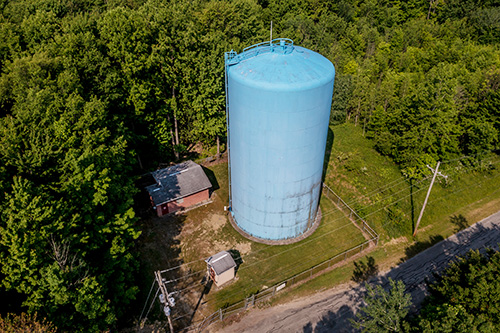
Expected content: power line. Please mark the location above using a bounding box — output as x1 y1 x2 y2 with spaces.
155 176 432 296
161 158 479 297
141 286 160 328
182 183 431 309
160 152 500 278
172 162 500 324
153 155 500 309
191 166 500 320
159 174 428 278
138 279 156 328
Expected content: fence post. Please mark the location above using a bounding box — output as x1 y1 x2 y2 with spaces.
344 252 347 261
272 285 276 296
251 294 255 307
219 308 223 321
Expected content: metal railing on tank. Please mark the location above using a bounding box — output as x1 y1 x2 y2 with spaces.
226 38 294 66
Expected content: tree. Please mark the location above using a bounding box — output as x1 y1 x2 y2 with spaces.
417 248 500 332
0 312 57 332
351 278 412 332
0 42 140 330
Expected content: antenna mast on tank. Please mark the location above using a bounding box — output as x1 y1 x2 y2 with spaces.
270 21 273 44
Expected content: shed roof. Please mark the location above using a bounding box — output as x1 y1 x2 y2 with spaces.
205 251 237 275
145 160 212 206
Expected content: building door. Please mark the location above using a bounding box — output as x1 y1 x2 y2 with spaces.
209 267 216 282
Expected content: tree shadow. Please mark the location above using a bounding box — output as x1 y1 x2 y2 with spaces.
201 165 220 197
352 256 379 283
302 306 356 333
305 215 500 333
133 213 193 328
450 214 469 233
0 286 25 316
228 249 243 274
400 235 444 263
134 174 158 218
322 127 334 184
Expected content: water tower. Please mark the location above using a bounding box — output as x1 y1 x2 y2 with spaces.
225 38 335 243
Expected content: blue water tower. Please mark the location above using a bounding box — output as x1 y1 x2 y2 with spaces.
225 39 335 242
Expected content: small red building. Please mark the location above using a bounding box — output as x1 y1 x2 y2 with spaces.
146 161 212 217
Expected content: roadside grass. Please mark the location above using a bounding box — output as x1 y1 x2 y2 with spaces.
325 123 500 241
267 123 500 305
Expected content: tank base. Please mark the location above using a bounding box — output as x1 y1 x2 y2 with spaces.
228 207 322 245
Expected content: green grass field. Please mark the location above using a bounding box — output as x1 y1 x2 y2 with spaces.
208 196 366 309
325 123 500 243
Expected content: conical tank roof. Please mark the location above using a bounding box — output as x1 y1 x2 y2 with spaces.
227 39 335 91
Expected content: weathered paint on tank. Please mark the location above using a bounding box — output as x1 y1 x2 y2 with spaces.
226 39 335 241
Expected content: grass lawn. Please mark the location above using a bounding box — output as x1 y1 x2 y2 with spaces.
207 196 366 309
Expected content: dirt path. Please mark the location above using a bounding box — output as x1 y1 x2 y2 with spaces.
212 210 500 333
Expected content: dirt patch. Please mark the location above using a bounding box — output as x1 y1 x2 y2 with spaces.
418 224 433 233
466 196 500 222
188 142 204 154
203 213 227 233
233 242 252 256
211 240 232 254
383 236 408 247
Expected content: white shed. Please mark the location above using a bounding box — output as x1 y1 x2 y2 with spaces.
205 251 237 287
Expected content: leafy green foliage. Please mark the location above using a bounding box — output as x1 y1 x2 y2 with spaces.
351 278 412 332
0 9 140 329
417 248 500 332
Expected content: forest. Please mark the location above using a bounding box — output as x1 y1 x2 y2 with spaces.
0 0 499 330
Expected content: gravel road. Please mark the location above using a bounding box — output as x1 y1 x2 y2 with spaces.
214 210 500 333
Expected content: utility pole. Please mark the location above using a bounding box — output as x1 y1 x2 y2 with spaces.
155 271 175 333
413 161 448 237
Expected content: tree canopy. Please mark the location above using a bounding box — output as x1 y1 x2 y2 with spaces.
352 248 500 332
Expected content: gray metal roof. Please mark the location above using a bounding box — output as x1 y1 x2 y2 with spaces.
205 251 237 275
145 160 212 206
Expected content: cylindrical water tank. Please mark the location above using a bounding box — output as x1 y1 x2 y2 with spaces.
226 39 335 241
